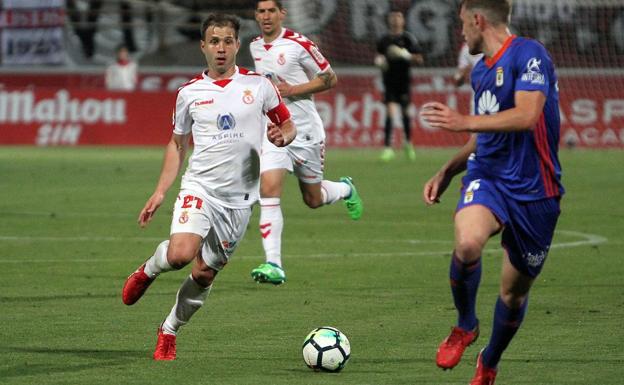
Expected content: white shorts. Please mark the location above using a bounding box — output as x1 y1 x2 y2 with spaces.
260 141 325 184
170 189 252 271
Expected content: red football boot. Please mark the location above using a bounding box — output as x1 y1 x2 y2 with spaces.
436 325 479 369
153 327 176 361
470 350 497 385
122 263 155 305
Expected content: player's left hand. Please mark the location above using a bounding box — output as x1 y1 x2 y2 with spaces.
267 122 287 147
420 102 469 132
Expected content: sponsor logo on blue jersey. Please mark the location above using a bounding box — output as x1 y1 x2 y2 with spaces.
477 90 500 115
521 57 545 85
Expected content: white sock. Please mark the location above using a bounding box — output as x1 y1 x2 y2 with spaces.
162 275 211 335
321 180 351 205
144 240 173 278
259 197 283 267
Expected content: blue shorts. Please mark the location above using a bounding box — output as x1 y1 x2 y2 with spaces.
456 177 561 278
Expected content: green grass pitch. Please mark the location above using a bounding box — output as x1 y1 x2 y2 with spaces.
1 146 623 384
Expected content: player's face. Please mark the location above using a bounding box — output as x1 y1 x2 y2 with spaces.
387 12 405 32
117 47 129 62
201 26 240 76
255 1 285 36
460 6 483 55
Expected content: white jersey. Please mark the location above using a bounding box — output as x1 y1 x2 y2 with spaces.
250 28 329 145
105 61 138 91
173 66 283 209
457 43 483 71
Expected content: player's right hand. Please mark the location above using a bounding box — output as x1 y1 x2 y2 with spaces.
266 122 284 146
387 44 411 61
138 192 165 228
423 172 451 205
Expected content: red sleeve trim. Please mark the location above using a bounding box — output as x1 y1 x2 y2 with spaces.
267 102 291 125
282 29 330 71
178 74 203 90
239 67 259 75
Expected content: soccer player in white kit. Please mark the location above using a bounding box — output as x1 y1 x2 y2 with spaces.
453 42 483 88
121 13 296 360
248 0 364 285
453 42 483 115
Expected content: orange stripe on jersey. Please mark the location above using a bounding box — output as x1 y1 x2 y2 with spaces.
534 113 559 197
485 35 516 68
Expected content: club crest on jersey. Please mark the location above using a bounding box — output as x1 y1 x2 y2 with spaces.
242 89 254 104
463 179 481 204
217 113 236 130
178 210 189 224
277 53 286 65
496 67 504 87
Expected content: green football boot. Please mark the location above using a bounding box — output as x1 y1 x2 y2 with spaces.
251 262 286 285
380 147 396 162
340 176 363 220
404 143 416 161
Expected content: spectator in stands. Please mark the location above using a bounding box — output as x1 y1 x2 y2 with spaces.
105 44 138 91
374 10 424 162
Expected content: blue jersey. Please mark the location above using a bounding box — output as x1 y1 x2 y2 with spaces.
469 36 564 201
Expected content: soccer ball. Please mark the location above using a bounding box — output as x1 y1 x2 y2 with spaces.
302 326 351 372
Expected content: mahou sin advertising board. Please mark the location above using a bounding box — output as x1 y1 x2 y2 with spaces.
1 70 623 148
0 88 173 146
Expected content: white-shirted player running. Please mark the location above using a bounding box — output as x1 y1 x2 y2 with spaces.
249 0 364 285
453 42 483 88
121 13 296 360
453 42 483 115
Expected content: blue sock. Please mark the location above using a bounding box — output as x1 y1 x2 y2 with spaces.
482 296 528 369
449 252 481 331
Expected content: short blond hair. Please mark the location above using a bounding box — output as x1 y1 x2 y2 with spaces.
460 0 512 25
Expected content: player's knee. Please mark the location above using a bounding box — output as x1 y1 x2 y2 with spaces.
500 291 528 309
192 268 217 287
166 245 195 270
260 186 281 198
454 239 484 263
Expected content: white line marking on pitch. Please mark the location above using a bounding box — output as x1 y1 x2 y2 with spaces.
0 230 608 264
0 235 164 242
0 210 446 226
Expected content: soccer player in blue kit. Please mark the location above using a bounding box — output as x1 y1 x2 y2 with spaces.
420 1 564 384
